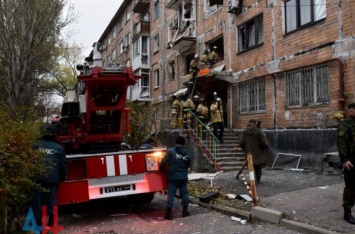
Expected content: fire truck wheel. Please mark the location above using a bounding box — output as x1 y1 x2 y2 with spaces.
127 192 155 204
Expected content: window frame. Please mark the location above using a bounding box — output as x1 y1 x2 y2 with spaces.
205 0 222 17
154 69 160 88
285 63 329 108
237 78 266 114
153 34 159 53
284 0 326 34
238 14 264 53
154 1 159 20
168 61 175 80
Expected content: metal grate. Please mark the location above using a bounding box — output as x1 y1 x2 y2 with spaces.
285 63 329 108
238 78 266 114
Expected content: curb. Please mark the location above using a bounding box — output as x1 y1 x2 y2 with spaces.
190 198 251 221
190 198 340 234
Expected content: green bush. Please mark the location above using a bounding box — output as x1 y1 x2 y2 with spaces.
0 107 44 232
125 102 155 147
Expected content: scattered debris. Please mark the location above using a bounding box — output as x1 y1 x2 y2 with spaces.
72 213 82 219
236 194 252 202
272 153 302 170
199 191 220 203
110 213 127 217
231 216 241 221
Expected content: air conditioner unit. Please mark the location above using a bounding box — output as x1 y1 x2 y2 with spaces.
99 44 107 51
170 19 178 30
227 0 240 13
122 46 128 52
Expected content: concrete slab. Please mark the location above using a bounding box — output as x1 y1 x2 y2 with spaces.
251 206 282 224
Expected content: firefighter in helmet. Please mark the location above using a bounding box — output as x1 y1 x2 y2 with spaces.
171 94 182 129
201 49 210 67
209 46 219 64
187 55 199 95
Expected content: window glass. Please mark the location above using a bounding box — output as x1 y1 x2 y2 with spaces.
238 15 263 52
285 0 297 32
285 63 329 108
314 0 326 20
238 79 266 113
285 0 326 33
300 0 311 26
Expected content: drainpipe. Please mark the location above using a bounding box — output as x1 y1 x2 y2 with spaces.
272 74 277 128
161 2 166 124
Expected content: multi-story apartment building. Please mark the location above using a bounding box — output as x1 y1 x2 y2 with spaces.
92 0 355 169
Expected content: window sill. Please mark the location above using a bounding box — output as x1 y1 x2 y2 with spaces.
285 103 329 110
237 43 264 55
284 18 326 37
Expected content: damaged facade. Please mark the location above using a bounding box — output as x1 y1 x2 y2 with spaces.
92 0 355 169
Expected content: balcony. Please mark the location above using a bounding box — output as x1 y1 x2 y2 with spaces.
133 21 150 39
209 0 223 6
133 0 150 14
172 24 196 52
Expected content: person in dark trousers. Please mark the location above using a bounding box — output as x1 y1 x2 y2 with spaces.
31 124 67 226
239 119 268 185
210 97 224 143
159 136 191 220
337 102 355 224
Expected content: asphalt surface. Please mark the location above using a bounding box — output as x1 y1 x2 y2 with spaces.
192 168 355 233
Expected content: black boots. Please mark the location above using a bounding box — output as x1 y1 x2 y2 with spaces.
182 206 190 217
164 207 173 220
344 208 355 224
165 206 190 220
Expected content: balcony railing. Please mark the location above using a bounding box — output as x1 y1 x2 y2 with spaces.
133 0 150 14
133 21 150 39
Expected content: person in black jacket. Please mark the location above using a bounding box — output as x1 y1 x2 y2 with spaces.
159 136 191 220
31 124 67 226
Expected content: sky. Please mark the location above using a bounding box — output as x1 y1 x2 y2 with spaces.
67 0 123 60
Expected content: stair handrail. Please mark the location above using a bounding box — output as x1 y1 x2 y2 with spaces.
183 109 220 164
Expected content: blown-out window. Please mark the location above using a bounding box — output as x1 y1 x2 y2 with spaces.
238 14 264 53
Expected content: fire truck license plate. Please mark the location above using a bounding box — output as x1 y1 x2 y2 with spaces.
102 185 131 194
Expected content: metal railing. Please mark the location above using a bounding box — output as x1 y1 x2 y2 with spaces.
182 109 220 167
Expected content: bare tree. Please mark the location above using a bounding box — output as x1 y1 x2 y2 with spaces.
0 0 75 116
40 42 81 98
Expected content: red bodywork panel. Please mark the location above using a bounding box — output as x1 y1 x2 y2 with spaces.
55 66 140 151
54 65 167 205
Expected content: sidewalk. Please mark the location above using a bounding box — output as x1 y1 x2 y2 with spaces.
190 169 355 234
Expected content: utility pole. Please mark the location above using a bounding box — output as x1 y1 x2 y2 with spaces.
161 0 166 126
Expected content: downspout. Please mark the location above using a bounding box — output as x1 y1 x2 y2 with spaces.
161 2 166 124
335 58 345 111
272 74 277 128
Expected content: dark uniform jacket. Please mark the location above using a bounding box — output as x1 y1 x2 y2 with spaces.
34 137 67 184
159 144 191 181
239 123 268 165
337 118 355 164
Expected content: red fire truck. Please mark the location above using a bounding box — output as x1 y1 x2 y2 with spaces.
54 64 167 205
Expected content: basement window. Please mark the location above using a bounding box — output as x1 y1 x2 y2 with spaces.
237 78 266 114
285 63 329 108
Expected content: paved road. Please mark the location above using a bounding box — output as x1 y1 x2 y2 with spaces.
58 193 302 234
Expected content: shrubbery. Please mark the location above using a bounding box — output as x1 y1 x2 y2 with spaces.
0 107 45 232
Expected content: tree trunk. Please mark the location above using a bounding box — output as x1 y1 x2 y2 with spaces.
0 205 8 233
